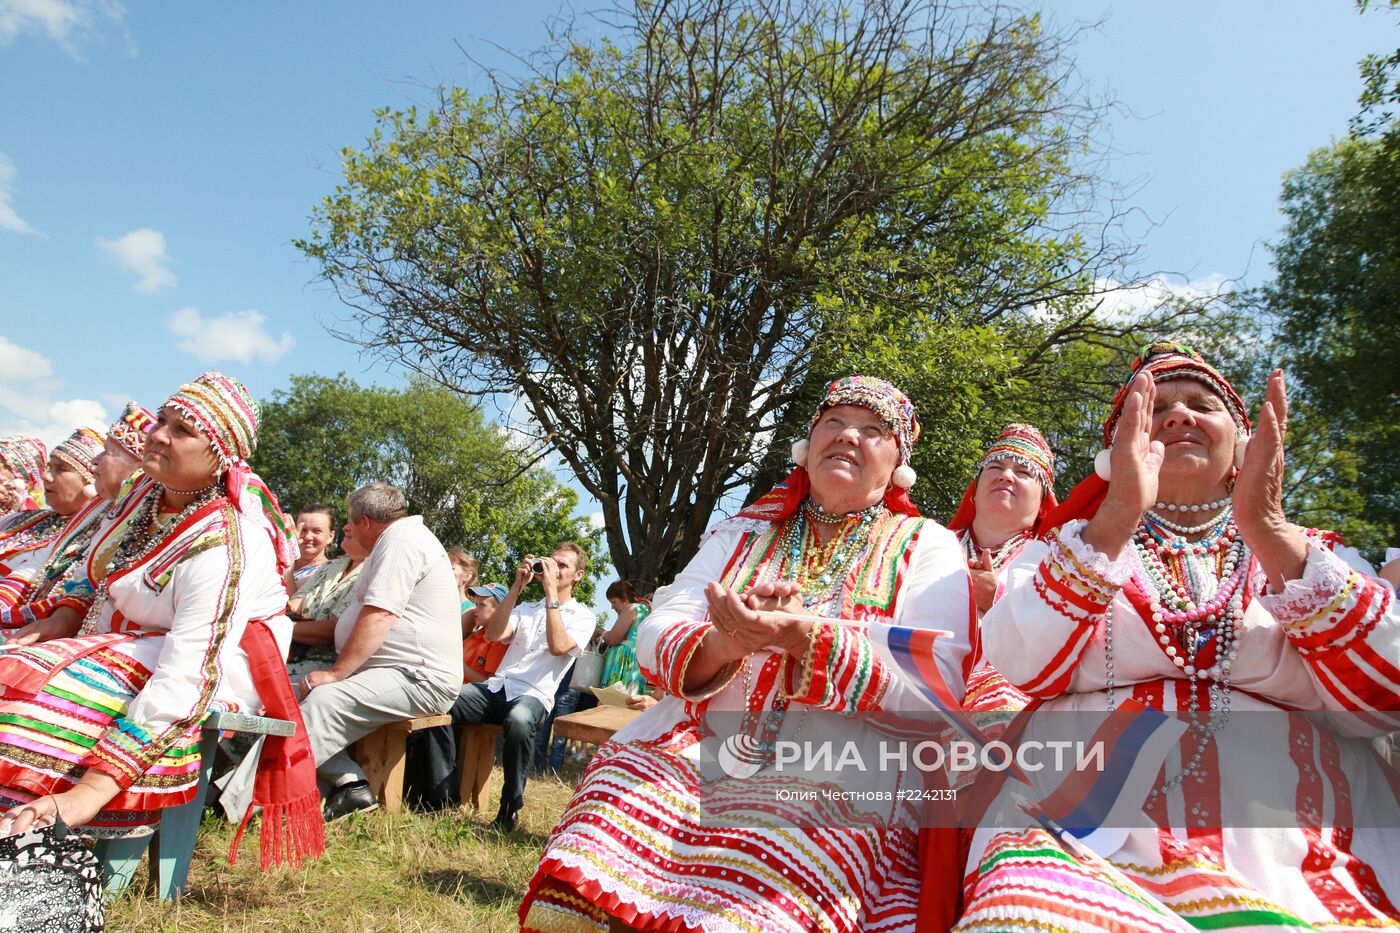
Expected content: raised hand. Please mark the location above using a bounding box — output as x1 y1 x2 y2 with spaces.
1233 370 1308 589
968 549 998 614
1233 369 1289 536
1084 371 1165 559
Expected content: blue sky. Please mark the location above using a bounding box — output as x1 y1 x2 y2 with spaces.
0 0 1392 564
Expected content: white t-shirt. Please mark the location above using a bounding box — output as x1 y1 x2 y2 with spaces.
334 516 464 696
485 597 595 711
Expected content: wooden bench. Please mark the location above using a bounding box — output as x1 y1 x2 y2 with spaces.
350 714 453 813
551 705 641 747
95 710 295 899
458 723 503 811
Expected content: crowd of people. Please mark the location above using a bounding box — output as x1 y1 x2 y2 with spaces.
0 342 1394 932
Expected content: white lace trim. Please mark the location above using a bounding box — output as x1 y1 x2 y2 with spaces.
1257 543 1350 628
1056 519 1135 587
698 516 774 548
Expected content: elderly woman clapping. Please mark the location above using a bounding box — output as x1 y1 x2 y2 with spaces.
957 342 1400 931
521 376 974 933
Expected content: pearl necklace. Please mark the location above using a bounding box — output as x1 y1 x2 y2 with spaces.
960 528 1033 570
777 501 886 601
802 499 884 526
1145 508 1229 536
1153 496 1229 513
1107 513 1246 794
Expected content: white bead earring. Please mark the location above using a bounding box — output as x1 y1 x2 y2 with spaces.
790 439 809 467
892 464 917 488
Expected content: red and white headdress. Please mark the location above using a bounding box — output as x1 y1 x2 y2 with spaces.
107 401 157 461
948 423 1059 533
50 427 104 484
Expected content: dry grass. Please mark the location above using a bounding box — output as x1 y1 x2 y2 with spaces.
105 766 582 933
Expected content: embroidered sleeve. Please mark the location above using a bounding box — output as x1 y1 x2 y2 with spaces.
635 528 745 701
83 512 244 788
1260 543 1400 720
780 621 887 714
983 520 1131 698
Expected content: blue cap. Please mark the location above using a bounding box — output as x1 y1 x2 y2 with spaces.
467 583 508 602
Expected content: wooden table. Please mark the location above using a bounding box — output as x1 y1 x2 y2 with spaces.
551 704 641 746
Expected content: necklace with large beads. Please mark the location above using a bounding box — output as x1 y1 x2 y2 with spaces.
1108 511 1247 795
961 528 1034 570
776 500 885 603
79 484 224 633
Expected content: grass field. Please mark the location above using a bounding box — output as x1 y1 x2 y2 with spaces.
106 765 582 932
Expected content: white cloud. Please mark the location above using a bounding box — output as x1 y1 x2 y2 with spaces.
0 153 40 236
167 306 294 364
1091 273 1235 323
0 339 108 446
0 336 53 380
0 0 129 57
97 227 175 294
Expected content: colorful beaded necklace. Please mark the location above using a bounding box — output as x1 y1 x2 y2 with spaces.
960 528 1034 570
1109 505 1246 793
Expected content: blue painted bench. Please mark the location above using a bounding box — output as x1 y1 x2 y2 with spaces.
94 709 295 899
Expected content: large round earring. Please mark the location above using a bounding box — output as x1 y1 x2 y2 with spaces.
790 439 809 467
892 464 917 488
1234 433 1249 470
81 482 97 498
1093 448 1112 482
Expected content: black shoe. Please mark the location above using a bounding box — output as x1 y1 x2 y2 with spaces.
492 811 517 833
323 781 379 822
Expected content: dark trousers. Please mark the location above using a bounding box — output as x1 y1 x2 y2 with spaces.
441 683 547 825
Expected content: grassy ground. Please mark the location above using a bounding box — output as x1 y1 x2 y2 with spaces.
105 765 583 933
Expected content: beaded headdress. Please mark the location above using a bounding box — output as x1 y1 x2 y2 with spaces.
107 402 157 461
948 423 1059 533
1103 341 1250 446
807 375 921 466
975 423 1056 490
162 371 260 467
0 435 47 503
50 427 104 482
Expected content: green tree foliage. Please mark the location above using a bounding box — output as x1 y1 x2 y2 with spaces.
299 0 1139 587
1254 137 1400 555
253 374 608 600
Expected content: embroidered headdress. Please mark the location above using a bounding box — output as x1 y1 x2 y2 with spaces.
163 371 259 466
1045 340 1250 529
948 423 1059 533
50 427 104 483
806 375 921 468
738 375 923 523
0 436 48 508
1102 341 1249 446
107 402 157 461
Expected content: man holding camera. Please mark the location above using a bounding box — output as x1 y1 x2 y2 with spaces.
449 542 595 830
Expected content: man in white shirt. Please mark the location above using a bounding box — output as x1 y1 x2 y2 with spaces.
452 542 595 830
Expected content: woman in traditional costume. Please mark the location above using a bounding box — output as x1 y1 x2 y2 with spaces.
0 404 155 633
0 435 47 513
955 342 1400 931
0 428 102 583
0 373 322 868
521 375 975 933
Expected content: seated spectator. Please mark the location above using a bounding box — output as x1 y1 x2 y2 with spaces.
402 581 509 808
436 543 595 830
461 583 508 684
219 482 462 823
598 579 649 694
447 548 479 609
284 514 370 686
292 504 336 586
0 436 47 513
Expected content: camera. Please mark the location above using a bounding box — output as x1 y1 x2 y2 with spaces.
531 559 546 574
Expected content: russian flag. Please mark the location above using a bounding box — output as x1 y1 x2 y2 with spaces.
866 623 1185 841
